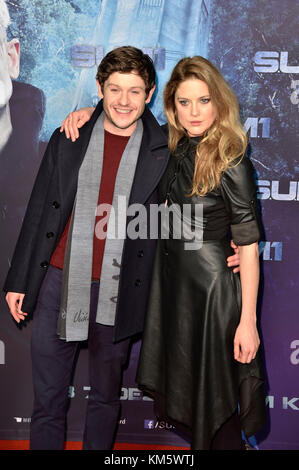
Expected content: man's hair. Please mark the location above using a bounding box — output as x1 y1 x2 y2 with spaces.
96 46 156 96
0 0 10 32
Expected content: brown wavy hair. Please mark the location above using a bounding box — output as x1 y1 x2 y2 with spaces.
164 56 247 196
96 46 156 97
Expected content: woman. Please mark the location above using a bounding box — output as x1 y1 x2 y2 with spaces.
136 56 266 450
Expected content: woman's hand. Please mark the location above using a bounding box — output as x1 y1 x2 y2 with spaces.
233 319 260 363
60 107 95 142
233 242 260 363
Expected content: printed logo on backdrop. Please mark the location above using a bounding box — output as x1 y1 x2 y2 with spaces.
290 80 299 108
253 52 299 74
266 396 299 411
71 385 153 401
253 52 299 112
245 118 270 139
13 417 31 424
14 413 126 425
290 340 299 365
87 386 153 402
265 341 299 411
259 242 282 262
144 419 175 431
71 46 165 70
0 340 5 365
257 181 299 201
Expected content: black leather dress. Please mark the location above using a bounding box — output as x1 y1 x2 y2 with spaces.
136 137 267 450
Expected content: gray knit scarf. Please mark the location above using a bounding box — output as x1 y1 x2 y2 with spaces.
57 112 143 341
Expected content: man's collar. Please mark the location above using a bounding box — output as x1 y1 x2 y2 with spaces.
140 105 168 150
87 100 168 151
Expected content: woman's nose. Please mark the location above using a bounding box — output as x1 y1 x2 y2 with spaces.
190 103 199 116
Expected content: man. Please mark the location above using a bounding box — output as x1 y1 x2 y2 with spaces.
5 45 239 450
0 0 19 151
0 0 45 281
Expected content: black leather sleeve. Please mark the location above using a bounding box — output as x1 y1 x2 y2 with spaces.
220 156 261 246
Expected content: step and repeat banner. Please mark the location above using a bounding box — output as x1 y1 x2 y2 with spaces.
0 0 298 450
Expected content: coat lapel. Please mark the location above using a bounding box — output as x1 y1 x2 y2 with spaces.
57 102 169 216
129 106 169 205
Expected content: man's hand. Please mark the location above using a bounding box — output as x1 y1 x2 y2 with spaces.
60 107 95 142
6 292 27 323
227 240 240 273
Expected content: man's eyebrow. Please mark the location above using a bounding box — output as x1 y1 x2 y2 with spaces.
107 83 145 90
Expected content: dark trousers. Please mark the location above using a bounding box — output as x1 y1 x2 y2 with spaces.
30 265 131 450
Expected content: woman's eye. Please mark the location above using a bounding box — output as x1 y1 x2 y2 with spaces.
201 98 210 104
179 100 188 106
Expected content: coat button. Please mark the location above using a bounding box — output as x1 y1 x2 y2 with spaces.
164 250 169 256
46 232 54 238
135 279 141 286
137 250 144 258
40 261 49 268
52 201 60 209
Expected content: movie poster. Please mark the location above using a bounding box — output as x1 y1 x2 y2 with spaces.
0 0 298 449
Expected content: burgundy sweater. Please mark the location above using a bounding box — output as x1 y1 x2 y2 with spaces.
50 130 130 280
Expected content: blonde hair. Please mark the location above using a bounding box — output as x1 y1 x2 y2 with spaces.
164 56 247 196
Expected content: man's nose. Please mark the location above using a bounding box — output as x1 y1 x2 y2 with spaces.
118 91 129 106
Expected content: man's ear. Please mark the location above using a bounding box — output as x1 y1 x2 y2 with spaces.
7 39 20 79
96 79 104 99
145 85 156 104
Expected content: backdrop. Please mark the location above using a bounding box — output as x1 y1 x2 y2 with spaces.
0 0 298 450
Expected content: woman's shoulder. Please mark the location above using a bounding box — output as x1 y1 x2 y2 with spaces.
223 151 255 182
220 148 257 197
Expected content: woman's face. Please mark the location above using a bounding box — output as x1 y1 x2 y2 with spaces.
174 78 216 137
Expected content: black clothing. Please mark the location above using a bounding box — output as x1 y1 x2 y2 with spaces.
137 138 266 449
0 81 45 288
158 137 261 244
3 102 170 342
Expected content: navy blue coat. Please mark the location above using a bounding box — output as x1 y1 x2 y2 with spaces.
4 101 170 342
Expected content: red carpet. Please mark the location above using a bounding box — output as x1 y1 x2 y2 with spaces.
0 440 189 450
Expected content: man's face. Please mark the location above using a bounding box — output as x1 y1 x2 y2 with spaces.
0 36 20 109
97 71 155 136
